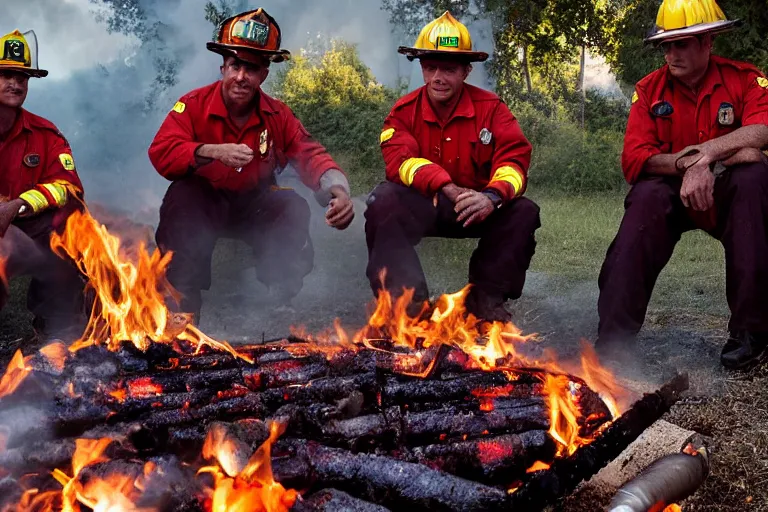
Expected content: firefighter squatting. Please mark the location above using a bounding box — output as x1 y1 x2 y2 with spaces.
2 4 768 374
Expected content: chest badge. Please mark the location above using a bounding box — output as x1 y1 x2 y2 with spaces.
717 102 735 126
23 153 40 168
259 129 269 155
651 101 674 117
479 128 493 145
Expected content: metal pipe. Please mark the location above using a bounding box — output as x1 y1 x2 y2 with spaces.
608 447 709 512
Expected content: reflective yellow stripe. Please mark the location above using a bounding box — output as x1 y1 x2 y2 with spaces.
41 183 68 206
490 165 525 196
380 127 395 144
19 189 49 213
398 158 433 186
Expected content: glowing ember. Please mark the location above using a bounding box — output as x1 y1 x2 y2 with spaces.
0 350 33 399
199 421 298 512
663 505 682 512
49 209 250 363
40 342 68 373
526 461 551 473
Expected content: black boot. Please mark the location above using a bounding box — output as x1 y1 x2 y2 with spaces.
465 288 511 324
721 331 768 370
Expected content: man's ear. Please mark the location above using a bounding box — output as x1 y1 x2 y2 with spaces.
464 64 473 80
260 67 270 82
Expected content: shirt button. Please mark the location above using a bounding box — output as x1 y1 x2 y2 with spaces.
445 137 452 142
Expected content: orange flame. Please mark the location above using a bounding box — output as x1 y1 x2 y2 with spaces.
49 209 251 363
526 461 551 473
0 350 33 399
662 505 682 512
199 421 298 512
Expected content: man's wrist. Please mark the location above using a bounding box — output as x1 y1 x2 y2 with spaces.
482 189 503 208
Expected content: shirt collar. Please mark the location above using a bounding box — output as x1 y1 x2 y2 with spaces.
207 81 279 121
421 84 475 124
664 57 723 100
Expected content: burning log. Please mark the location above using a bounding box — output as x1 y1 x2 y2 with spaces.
404 430 556 485
274 440 513 511
509 373 690 510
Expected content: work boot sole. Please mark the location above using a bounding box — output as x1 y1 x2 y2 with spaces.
721 345 768 371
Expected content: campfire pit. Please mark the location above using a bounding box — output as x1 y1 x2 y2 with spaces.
0 210 690 511
0 337 688 512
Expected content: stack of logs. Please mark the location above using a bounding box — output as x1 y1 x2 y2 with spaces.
0 340 688 511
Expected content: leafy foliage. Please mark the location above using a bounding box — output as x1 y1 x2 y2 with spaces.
269 41 401 194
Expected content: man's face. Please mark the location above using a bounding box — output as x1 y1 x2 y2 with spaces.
662 36 712 82
220 56 270 107
0 70 29 109
420 59 471 105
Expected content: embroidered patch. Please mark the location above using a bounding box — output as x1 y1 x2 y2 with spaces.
631 90 638 104
58 153 76 171
380 128 395 144
651 100 674 117
437 36 460 48
259 129 269 155
717 102 735 126
172 101 186 114
23 153 40 167
479 128 493 145
758 77 768 89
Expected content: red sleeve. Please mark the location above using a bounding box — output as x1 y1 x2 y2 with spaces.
380 108 451 197
485 102 532 202
19 131 83 214
741 71 768 127
622 88 663 184
148 100 203 181
281 108 341 190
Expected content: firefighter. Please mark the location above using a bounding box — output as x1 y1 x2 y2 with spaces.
0 29 85 342
149 9 354 321
597 0 768 370
365 12 540 322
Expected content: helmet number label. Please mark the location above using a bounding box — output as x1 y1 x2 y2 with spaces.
232 20 269 46
437 36 459 48
3 39 25 63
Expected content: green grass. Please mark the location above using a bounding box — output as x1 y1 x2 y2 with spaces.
419 192 728 318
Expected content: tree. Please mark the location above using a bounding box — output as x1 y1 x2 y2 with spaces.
270 40 401 194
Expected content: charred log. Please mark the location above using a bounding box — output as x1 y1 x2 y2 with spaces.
296 489 391 512
509 373 690 510
274 441 512 511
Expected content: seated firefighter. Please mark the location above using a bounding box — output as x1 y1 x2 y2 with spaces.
365 12 540 323
596 0 768 370
148 9 354 321
0 30 85 342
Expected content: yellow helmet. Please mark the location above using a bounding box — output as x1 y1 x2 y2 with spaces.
398 11 488 62
0 30 47 78
645 0 740 44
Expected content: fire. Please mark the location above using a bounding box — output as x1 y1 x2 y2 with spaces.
40 343 68 373
663 505 682 512
48 209 251 363
0 350 33 399
526 461 551 473
199 421 298 512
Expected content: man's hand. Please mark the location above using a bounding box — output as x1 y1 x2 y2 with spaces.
0 199 26 238
722 147 767 167
325 186 354 230
196 143 254 168
680 164 715 212
441 183 471 204
455 190 494 227
674 145 711 174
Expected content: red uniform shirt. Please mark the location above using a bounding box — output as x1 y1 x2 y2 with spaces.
0 109 83 216
623 55 768 184
380 84 532 203
149 81 341 192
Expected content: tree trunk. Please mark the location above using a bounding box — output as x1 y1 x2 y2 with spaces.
578 44 586 130
522 46 533 94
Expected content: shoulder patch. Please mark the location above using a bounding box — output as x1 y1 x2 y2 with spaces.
758 77 768 89
631 90 639 104
172 101 186 114
58 153 76 171
380 128 395 145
